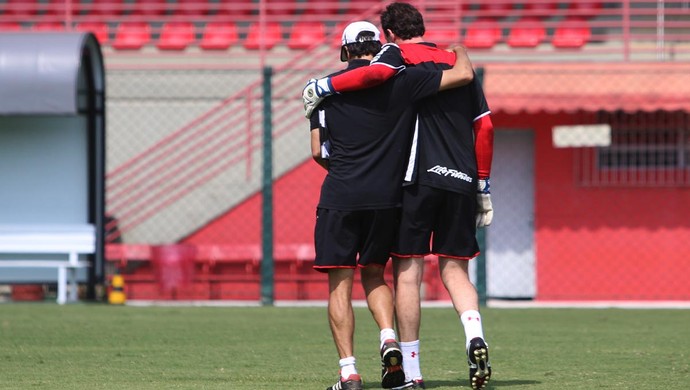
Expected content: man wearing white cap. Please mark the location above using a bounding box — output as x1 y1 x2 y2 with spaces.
305 3 495 389
305 20 474 390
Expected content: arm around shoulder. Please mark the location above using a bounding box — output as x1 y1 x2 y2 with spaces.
438 45 474 91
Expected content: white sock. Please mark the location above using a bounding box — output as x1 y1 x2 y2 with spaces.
339 356 357 379
460 310 486 349
400 340 422 382
380 328 397 349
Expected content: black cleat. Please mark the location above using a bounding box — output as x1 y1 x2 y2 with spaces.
392 378 426 389
380 339 406 388
467 337 491 389
327 374 363 390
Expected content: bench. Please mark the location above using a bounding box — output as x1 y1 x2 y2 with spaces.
0 224 95 304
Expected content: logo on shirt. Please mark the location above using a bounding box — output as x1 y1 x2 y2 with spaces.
427 165 473 183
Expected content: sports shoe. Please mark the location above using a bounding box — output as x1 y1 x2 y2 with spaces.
392 378 426 389
467 337 491 389
327 373 363 390
380 339 405 388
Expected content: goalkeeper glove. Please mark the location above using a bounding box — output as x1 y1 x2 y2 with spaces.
476 178 493 228
302 77 334 118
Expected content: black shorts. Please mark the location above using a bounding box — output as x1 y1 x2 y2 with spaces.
392 183 479 259
314 207 400 272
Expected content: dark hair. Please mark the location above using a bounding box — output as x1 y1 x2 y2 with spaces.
380 2 425 40
345 40 382 59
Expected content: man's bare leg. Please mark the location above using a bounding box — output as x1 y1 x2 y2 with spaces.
361 266 395 330
439 257 491 390
361 265 405 389
393 257 425 384
328 268 358 380
438 257 478 315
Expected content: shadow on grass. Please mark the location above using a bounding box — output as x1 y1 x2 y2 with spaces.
424 378 542 388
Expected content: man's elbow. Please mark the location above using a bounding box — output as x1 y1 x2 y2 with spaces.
461 70 474 85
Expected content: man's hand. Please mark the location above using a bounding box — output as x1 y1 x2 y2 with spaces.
302 77 334 118
476 178 493 228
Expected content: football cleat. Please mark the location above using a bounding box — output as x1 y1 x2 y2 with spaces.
380 339 406 388
392 378 426 389
327 374 363 390
467 337 492 389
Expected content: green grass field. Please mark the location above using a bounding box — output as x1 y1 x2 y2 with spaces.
1 303 689 389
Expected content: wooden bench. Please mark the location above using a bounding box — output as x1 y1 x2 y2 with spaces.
0 225 95 304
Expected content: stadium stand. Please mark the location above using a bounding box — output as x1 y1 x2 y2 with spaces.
87 0 126 16
463 17 503 49
507 17 547 48
199 22 238 50
112 22 152 50
423 21 460 49
287 21 326 50
0 22 22 31
44 0 79 16
302 0 341 16
344 0 378 16
568 1 604 19
266 0 298 16
552 16 592 48
173 0 212 16
75 21 110 44
243 21 283 50
156 21 197 50
0 0 38 17
131 0 168 16
216 0 254 16
31 21 66 32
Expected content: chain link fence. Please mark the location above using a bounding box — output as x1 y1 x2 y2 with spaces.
102 58 690 302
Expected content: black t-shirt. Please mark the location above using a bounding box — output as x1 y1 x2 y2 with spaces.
308 59 442 210
372 43 491 196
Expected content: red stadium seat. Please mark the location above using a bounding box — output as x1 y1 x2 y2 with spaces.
1 0 39 17
199 22 238 50
85 0 125 16
463 18 502 49
344 0 378 16
523 1 558 18
173 0 212 16
131 0 167 16
568 1 603 19
216 0 253 16
507 17 546 48
479 2 513 19
43 0 80 16
0 22 22 31
266 0 298 16
552 16 591 48
424 25 460 48
301 0 341 16
75 22 110 45
243 22 282 50
31 22 65 32
288 21 325 50
112 22 152 50
157 22 196 51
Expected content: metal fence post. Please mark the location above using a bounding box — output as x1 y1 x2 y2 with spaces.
261 66 274 306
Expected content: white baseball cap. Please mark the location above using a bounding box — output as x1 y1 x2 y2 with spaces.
340 21 381 62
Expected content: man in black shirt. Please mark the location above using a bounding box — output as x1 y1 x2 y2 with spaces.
306 21 474 390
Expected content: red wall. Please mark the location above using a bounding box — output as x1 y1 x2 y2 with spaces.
183 159 325 245
495 112 690 300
